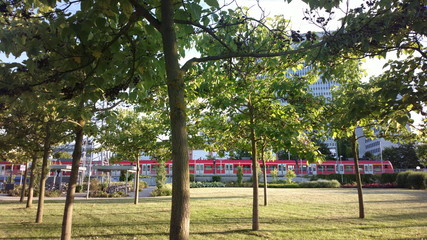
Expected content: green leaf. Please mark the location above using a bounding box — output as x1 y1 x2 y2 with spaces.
204 0 219 8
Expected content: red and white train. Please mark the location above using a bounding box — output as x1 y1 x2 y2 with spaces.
0 159 393 181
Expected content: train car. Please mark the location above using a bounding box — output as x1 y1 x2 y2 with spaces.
0 158 395 182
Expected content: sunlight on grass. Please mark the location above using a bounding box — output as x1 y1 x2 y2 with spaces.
1 188 426 239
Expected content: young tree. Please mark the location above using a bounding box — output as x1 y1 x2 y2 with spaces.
96 109 162 204
328 81 415 219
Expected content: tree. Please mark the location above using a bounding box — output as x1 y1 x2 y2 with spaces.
1 1 371 239
383 144 420 169
96 109 162 204
53 151 72 160
328 80 415 219
416 144 427 168
192 11 328 228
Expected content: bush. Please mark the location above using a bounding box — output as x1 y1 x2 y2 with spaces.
45 190 62 197
236 166 243 186
379 173 398 184
315 174 377 184
299 180 340 188
260 183 299 188
397 171 412 188
75 185 83 193
406 172 427 189
285 170 296 184
151 188 172 197
190 182 226 188
139 181 148 191
212 175 221 182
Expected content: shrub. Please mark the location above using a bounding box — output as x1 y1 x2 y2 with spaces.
285 170 296 184
397 171 412 188
406 172 427 189
212 175 221 182
299 180 340 188
380 173 398 184
316 174 377 184
190 182 226 188
236 166 243 186
151 188 172 197
270 169 279 183
75 185 83 193
259 183 299 188
139 181 148 191
45 190 62 197
89 179 100 192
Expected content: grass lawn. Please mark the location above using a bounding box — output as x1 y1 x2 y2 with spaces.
1 188 426 239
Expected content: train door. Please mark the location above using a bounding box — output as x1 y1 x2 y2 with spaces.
225 164 233 174
142 164 151 175
364 164 373 174
0 165 4 176
196 164 204 175
278 164 286 175
308 164 317 175
335 164 344 174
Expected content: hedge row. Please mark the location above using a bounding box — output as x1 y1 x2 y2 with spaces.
396 171 427 189
313 173 399 185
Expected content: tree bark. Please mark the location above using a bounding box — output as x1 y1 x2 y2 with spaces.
20 162 29 203
352 131 365 219
249 104 259 230
36 123 51 223
262 157 268 207
134 156 140 205
160 1 190 239
27 154 38 208
61 117 85 240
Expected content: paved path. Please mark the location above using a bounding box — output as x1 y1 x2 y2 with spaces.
0 186 156 201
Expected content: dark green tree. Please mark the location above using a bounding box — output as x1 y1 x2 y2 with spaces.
383 144 420 169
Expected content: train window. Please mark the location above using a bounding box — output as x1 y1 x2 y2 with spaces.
384 165 388 169
205 165 212 171
345 166 353 171
189 165 194 171
216 165 222 170
270 165 277 170
374 165 381 171
318 166 325 171
243 165 251 171
327 166 334 171
288 165 294 170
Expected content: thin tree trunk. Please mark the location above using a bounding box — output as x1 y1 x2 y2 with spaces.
352 131 365 219
27 155 38 208
20 162 29 203
61 117 85 240
36 123 51 223
249 104 259 230
161 1 190 239
134 156 140 205
262 156 268 207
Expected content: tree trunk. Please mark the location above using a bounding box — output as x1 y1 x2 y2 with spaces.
20 162 29 203
249 104 259 230
61 117 85 240
160 1 190 239
262 157 268 207
27 154 38 208
134 156 140 205
352 131 365 219
36 123 51 223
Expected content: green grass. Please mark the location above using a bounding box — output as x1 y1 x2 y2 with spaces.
1 188 426 239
